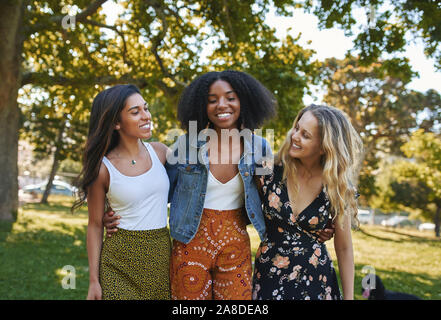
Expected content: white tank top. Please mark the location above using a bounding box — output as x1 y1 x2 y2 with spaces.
102 142 169 231
203 171 245 210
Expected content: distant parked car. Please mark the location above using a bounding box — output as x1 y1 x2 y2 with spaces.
418 223 435 232
22 180 77 196
380 216 410 228
358 209 373 224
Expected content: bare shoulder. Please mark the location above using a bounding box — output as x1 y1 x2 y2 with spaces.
149 141 169 165
95 161 110 192
87 161 109 221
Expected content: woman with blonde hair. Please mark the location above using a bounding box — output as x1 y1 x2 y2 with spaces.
252 104 363 300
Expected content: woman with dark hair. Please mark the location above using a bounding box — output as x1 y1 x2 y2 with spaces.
176 70 276 133
73 84 171 300
165 70 276 300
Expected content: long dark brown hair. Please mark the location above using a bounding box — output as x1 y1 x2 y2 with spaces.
71 84 141 212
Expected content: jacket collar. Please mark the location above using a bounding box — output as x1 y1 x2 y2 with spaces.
187 129 255 166
188 129 255 154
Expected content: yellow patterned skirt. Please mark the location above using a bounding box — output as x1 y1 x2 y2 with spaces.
99 227 171 300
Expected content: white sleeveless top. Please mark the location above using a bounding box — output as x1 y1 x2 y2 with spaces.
102 142 169 231
203 171 245 210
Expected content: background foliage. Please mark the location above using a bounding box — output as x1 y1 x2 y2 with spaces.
0 0 440 235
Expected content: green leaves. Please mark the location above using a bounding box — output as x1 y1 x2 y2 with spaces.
372 130 441 236
18 0 322 164
321 56 441 201
17 0 440 208
401 129 441 174
302 0 441 70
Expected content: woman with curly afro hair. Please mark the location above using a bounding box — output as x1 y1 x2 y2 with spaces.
167 70 277 300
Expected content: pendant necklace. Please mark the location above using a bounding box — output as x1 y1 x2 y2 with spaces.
115 150 137 165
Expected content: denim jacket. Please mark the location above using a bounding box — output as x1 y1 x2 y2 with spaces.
165 131 272 244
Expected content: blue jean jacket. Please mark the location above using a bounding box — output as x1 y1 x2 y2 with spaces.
165 131 272 244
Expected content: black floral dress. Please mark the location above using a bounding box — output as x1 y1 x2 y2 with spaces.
252 163 342 300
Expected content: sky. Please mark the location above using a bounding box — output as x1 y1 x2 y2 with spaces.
102 1 441 105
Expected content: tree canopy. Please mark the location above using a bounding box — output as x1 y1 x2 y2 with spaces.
1 0 319 220
1 0 440 222
320 56 441 202
302 0 441 74
373 130 441 237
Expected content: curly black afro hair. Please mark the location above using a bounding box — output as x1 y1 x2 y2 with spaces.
177 70 277 133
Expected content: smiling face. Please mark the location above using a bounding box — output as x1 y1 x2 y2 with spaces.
206 80 241 131
288 111 324 164
115 93 152 140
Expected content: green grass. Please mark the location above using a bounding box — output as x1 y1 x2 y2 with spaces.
0 196 90 299
1 196 440 299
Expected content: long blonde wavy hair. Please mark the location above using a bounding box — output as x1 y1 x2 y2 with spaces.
275 104 363 229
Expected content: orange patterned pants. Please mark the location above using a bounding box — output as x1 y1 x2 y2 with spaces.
170 208 252 300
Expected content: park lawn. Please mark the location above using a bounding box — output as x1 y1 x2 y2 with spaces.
1 196 440 300
0 196 90 299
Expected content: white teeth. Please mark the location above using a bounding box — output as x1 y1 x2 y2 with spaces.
292 143 301 149
217 113 231 119
140 123 150 129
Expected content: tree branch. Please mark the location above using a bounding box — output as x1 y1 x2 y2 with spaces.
26 0 132 66
75 0 108 22
222 0 236 44
25 0 108 34
149 6 188 89
21 71 182 99
21 72 147 88
81 18 132 66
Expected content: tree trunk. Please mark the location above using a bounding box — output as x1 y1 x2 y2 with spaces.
434 205 440 238
0 1 24 221
41 122 66 204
